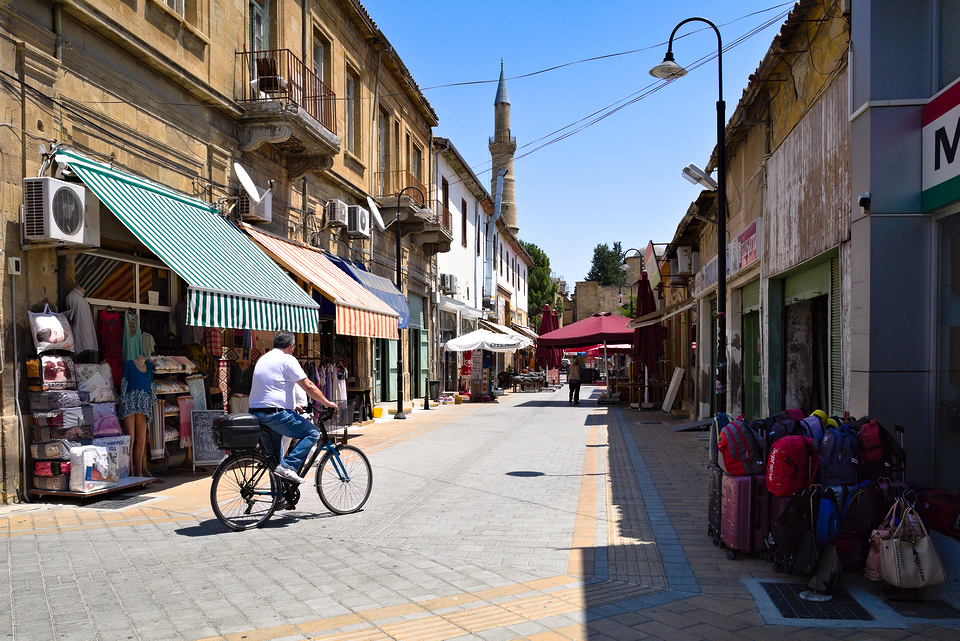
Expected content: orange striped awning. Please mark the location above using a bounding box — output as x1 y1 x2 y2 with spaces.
243 225 399 339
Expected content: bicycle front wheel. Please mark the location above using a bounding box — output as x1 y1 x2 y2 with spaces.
315 445 372 515
210 452 279 530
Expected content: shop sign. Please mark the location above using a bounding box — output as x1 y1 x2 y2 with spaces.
694 219 761 296
738 221 759 269
923 77 960 212
644 240 661 289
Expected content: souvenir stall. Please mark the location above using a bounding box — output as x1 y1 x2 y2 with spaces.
444 329 531 402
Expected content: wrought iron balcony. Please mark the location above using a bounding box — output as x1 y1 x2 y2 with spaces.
373 170 453 255
236 49 340 180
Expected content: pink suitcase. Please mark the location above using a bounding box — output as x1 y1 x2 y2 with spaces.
720 473 769 559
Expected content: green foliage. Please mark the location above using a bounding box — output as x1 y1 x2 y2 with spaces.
585 241 626 286
520 240 557 321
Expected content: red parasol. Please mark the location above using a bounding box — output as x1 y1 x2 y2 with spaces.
536 304 562 369
537 312 635 349
633 272 664 371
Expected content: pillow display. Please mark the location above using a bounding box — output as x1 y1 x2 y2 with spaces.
29 304 76 354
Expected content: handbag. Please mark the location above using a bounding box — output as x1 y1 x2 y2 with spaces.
865 501 902 582
878 506 946 588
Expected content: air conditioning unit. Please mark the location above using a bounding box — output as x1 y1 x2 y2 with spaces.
326 199 348 227
439 273 458 294
237 190 273 224
676 246 693 275
346 205 370 238
23 177 100 246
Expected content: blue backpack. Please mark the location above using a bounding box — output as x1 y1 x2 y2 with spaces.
800 415 825 445
819 425 860 486
814 487 841 546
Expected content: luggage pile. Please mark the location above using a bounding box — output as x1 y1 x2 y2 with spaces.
708 410 946 592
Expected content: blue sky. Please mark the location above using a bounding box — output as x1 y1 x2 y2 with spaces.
360 1 795 289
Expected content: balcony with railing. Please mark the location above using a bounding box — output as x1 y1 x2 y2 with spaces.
373 170 453 255
236 49 340 180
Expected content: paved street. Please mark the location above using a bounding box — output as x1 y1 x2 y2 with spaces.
2 384 960 640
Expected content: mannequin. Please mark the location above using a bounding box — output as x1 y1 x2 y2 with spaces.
120 354 155 477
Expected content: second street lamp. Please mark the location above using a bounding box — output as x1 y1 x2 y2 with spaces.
650 17 728 414
393 185 432 420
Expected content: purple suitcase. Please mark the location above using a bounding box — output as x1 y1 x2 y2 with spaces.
720 473 769 559
708 463 723 541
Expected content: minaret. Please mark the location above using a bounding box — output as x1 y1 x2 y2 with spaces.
490 61 518 235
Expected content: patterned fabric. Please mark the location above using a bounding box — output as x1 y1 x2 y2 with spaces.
98 310 123 384
186 374 207 411
184 344 208 380
122 311 142 363
177 395 195 448
203 329 222 379
119 360 155 421
150 400 165 460
217 359 229 411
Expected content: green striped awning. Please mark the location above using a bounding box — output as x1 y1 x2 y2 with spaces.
55 148 319 333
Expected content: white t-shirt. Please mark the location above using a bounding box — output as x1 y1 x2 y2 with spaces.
249 348 308 409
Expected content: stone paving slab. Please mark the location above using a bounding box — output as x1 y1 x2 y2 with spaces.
0 384 959 639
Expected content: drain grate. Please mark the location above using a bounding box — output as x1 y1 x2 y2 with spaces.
885 599 960 619
82 495 157 511
760 582 874 621
637 421 663 425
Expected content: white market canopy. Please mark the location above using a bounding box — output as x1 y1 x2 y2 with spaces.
444 329 531 353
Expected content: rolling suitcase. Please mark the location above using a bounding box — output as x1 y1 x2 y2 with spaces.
720 473 769 559
707 463 723 543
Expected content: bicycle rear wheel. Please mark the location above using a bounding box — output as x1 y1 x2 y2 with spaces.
210 452 278 530
315 445 372 515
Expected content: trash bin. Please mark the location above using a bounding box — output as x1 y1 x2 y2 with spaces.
427 380 441 401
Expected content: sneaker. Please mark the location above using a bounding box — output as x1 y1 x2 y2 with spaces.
274 464 306 484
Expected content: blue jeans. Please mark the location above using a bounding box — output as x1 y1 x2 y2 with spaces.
253 409 319 474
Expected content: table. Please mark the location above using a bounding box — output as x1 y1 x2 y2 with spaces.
347 387 373 422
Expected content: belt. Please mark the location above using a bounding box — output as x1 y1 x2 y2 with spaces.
250 407 284 415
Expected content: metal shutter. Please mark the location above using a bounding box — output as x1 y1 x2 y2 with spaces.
830 257 842 416
407 293 424 329
742 279 760 313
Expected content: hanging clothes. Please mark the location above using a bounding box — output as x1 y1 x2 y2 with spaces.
64 287 98 355
98 309 123 387
122 311 142 364
177 395 195 448
185 374 207 412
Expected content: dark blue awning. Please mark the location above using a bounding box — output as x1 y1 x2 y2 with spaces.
327 254 409 329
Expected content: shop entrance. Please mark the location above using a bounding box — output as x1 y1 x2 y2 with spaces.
783 296 829 413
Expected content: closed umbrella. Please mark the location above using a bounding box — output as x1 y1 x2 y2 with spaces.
632 272 664 406
536 304 561 385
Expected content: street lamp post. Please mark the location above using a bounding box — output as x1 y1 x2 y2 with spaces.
393 186 432 420
650 17 728 414
620 248 643 318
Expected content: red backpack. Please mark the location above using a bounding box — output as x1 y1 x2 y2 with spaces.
858 420 906 480
767 435 819 497
718 418 765 475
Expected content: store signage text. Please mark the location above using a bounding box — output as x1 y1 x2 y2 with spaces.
923 77 960 212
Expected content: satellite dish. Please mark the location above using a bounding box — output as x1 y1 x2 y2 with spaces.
234 162 272 206
367 196 386 232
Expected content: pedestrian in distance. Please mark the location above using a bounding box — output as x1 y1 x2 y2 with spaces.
567 357 582 405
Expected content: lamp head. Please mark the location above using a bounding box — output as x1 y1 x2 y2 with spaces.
682 163 718 190
650 51 687 79
619 263 628 271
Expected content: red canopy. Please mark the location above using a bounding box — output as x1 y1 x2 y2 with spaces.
537 312 635 349
536 304 562 369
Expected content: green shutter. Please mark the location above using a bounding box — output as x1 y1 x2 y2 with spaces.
742 279 760 313
830 257 842 416
408 294 424 329
783 261 831 305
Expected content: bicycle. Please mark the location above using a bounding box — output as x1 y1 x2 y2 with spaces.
209 405 372 531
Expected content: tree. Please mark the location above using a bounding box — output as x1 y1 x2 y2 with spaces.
585 241 626 286
520 240 557 329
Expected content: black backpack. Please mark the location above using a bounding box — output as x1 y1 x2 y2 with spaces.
766 489 820 577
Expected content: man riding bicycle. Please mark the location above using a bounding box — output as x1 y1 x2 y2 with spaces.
249 331 339 484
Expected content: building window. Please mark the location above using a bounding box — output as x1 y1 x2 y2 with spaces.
411 143 423 182
249 0 268 51
165 0 185 16
461 198 468 248
476 213 481 256
345 68 361 156
313 33 330 87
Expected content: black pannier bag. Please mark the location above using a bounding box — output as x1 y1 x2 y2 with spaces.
212 414 262 450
